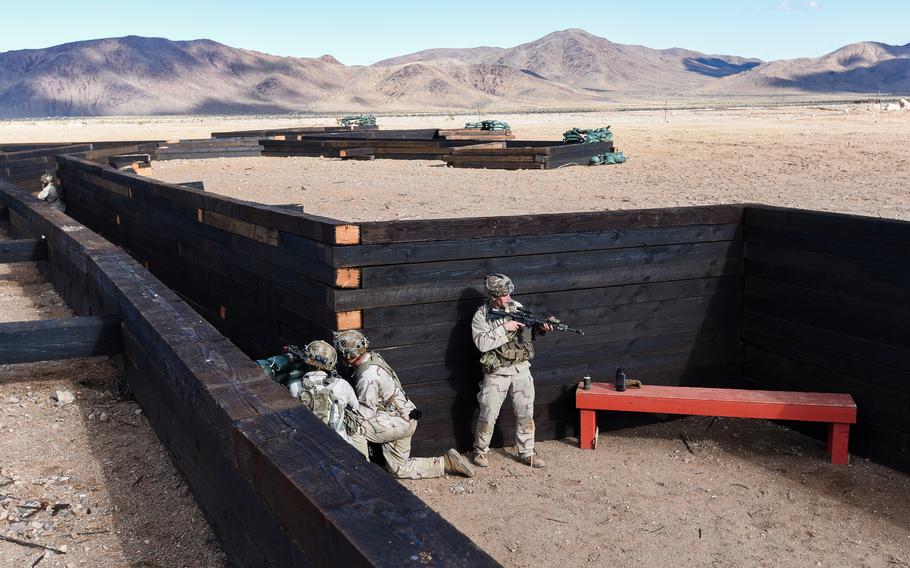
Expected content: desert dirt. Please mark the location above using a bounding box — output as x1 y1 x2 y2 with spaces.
125 105 910 223
2 106 909 567
0 224 227 567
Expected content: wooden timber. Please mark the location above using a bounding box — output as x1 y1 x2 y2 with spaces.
0 176 497 568
0 238 47 262
742 205 910 472
0 316 123 364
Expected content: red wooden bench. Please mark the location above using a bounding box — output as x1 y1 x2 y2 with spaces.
576 382 857 465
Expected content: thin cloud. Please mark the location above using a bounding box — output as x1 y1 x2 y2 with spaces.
777 0 821 11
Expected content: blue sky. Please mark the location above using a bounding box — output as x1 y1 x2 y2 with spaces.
3 1 906 64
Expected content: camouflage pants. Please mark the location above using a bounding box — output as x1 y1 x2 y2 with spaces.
358 413 445 479
474 367 536 457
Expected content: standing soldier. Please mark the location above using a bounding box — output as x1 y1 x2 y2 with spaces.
471 274 550 468
333 330 475 480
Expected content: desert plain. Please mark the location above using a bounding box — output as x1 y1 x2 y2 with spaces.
2 104 909 567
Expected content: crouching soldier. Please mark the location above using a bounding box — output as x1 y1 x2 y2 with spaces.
333 330 474 479
256 340 367 457
38 172 66 213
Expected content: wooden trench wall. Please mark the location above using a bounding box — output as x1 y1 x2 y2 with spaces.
0 177 496 567
53 153 747 454
742 206 910 472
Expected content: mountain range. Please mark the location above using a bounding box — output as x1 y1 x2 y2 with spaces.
0 29 907 118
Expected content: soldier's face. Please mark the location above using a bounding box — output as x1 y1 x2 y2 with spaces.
491 294 510 309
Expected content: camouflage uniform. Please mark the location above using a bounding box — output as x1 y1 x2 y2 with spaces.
290 370 367 458
472 299 537 459
37 174 66 213
353 353 446 479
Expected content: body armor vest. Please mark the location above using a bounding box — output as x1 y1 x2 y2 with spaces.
480 305 535 373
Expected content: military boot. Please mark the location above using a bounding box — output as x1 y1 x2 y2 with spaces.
519 453 546 468
472 451 489 468
444 449 475 478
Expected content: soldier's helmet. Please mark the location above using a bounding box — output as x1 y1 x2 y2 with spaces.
484 273 514 297
303 340 337 371
333 330 369 360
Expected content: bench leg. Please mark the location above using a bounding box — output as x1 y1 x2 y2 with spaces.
579 409 597 450
827 423 850 465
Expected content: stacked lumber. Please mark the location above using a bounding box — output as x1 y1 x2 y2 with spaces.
437 128 514 140
210 125 377 139
261 130 506 160
109 153 151 170
262 138 449 160
154 138 263 160
444 140 615 170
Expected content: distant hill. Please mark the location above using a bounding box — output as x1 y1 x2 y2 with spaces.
0 30 906 117
701 41 910 94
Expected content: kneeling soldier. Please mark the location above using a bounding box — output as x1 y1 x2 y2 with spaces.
334 330 474 479
257 340 366 457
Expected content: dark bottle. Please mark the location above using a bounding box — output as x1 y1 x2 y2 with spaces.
615 367 627 392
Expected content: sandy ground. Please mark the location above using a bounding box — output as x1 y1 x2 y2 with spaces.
0 227 226 567
3 107 910 566
404 417 910 568
34 105 907 223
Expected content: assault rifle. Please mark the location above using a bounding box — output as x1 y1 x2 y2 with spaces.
283 344 306 362
488 307 584 335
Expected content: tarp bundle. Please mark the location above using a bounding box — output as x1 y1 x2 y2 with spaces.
590 151 627 166
563 126 613 144
339 114 377 127
464 120 511 131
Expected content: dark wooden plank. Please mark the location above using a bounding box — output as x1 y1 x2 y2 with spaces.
366 292 742 348
745 240 910 288
546 140 615 160
0 316 122 364
0 238 47 262
746 223 910 267
742 311 910 380
179 181 205 191
0 144 93 163
57 155 359 244
335 254 744 310
121 327 315 567
360 239 740 288
745 205 910 246
745 276 910 350
292 128 439 140
157 139 264 149
357 204 744 245
339 147 376 158
373 324 742 386
364 276 742 327
745 258 910 310
448 146 547 156
445 155 539 163
233 409 499 567
447 161 544 170
154 150 263 160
